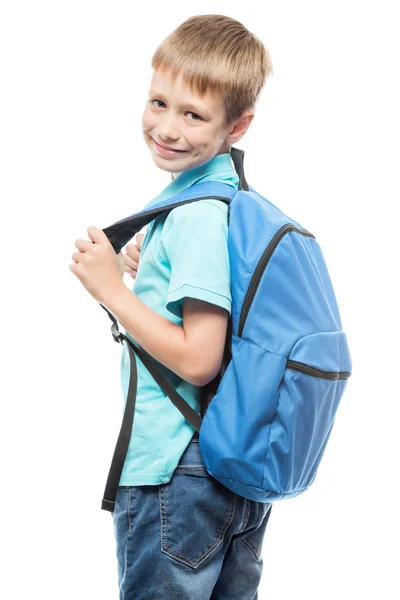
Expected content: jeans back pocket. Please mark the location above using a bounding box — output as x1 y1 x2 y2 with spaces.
158 464 235 569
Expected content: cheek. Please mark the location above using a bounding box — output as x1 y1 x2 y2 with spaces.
186 127 210 147
142 110 156 131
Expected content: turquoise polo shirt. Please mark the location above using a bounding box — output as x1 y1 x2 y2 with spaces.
118 151 239 486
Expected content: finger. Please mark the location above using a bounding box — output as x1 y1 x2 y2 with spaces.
125 243 140 261
136 232 145 250
123 252 139 270
87 225 110 246
125 265 137 276
74 239 93 252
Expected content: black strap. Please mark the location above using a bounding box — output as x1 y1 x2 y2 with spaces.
230 147 249 191
100 305 202 512
100 149 248 512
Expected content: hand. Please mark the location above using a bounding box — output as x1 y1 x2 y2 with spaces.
69 225 125 305
123 232 145 279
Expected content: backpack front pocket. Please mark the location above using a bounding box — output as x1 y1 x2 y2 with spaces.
264 330 352 496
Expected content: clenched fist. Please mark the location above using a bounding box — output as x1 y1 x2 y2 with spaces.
123 232 145 279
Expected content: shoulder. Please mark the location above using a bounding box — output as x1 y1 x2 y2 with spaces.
162 198 228 237
172 198 228 219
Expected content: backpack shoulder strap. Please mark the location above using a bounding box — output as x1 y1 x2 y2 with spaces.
102 180 236 253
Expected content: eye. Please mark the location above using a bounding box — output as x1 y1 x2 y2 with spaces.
187 112 202 121
149 99 166 109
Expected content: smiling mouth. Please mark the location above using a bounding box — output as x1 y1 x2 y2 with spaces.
152 138 187 153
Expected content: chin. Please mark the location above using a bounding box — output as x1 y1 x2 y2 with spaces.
150 153 176 173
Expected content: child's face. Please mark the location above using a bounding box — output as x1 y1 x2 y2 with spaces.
142 68 242 176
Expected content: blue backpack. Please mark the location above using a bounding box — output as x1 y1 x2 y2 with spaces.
99 147 352 513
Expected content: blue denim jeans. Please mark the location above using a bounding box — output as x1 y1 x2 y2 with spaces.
111 436 273 599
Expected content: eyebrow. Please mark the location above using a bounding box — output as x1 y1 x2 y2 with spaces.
149 90 212 118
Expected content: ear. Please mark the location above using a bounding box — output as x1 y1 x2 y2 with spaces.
226 111 255 145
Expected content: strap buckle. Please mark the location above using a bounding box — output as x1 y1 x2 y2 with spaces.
111 322 122 343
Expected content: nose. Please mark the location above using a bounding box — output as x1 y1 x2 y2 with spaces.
158 114 180 142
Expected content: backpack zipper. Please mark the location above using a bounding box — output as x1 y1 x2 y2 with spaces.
236 223 351 382
286 359 351 380
238 223 315 338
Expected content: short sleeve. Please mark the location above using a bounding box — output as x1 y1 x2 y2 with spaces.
160 200 231 318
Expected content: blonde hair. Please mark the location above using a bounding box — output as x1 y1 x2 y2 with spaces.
151 14 274 127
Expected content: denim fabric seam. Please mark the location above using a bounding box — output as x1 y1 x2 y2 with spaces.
242 536 262 559
126 488 131 533
127 487 132 533
236 497 251 534
241 503 272 559
175 465 207 471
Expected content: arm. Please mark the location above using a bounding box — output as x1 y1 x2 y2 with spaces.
107 199 231 387
104 288 228 387
181 297 230 386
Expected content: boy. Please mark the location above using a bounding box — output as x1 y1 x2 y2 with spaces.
70 14 274 599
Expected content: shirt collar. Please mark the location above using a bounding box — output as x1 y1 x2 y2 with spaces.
144 151 238 209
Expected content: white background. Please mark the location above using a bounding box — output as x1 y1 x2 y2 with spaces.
1 1 398 598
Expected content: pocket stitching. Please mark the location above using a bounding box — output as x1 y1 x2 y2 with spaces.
158 484 235 568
